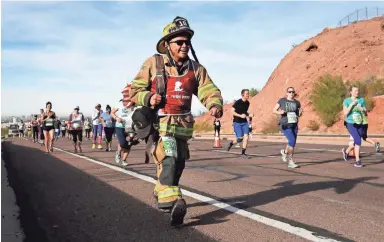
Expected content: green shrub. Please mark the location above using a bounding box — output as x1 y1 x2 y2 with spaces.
1 127 9 138
261 115 280 134
249 88 259 97
307 120 320 131
309 74 346 127
193 120 214 133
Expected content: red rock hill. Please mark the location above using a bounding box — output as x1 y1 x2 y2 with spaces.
197 17 384 134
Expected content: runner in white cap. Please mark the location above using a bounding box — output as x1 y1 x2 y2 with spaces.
68 106 85 153
92 103 104 149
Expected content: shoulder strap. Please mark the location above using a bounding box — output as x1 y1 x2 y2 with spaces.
154 54 166 95
190 60 199 95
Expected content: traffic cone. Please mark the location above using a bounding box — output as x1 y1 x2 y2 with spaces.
213 130 222 148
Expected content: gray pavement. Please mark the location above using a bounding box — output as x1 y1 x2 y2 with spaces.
2 137 384 242
1 144 25 242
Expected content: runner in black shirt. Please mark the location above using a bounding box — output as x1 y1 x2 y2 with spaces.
225 89 251 158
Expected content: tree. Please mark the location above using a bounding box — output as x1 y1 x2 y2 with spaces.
249 88 259 97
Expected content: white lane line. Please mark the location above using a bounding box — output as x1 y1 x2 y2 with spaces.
213 148 369 158
54 147 341 242
213 149 279 158
299 148 368 154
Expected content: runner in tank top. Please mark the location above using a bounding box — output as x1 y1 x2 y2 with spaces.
42 102 57 153
31 116 39 143
69 106 85 153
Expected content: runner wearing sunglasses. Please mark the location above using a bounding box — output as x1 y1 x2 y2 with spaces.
127 16 223 226
273 87 302 168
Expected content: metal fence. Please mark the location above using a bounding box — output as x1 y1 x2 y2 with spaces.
338 7 384 27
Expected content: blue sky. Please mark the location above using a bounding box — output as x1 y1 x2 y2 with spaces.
2 1 383 117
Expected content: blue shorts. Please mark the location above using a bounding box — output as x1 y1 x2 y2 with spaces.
233 122 249 138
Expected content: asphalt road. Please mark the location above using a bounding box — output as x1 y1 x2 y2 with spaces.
2 136 384 242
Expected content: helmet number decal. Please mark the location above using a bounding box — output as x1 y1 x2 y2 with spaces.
175 19 188 28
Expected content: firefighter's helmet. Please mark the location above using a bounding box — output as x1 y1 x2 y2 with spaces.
156 16 194 54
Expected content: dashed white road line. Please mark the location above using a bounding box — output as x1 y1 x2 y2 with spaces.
299 148 367 154
54 147 341 242
213 149 279 158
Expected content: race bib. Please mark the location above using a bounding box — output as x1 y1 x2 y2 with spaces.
352 112 362 124
162 136 178 158
45 119 53 126
55 129 59 132
215 122 219 126
72 123 81 129
61 127 66 130
287 112 298 124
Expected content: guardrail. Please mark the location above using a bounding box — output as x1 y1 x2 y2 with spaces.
338 7 384 27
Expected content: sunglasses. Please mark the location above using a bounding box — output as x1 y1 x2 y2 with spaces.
287 91 296 94
169 40 191 46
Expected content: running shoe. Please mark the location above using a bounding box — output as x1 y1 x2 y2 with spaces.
235 143 241 148
225 142 233 152
375 142 380 153
341 148 348 161
97 144 103 149
287 156 299 168
280 149 287 162
354 160 363 168
115 151 121 164
121 160 128 166
288 160 299 168
92 144 96 149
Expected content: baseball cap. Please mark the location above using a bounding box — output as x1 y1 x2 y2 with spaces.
74 106 80 110
131 106 155 139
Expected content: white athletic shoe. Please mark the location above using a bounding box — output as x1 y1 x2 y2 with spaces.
280 149 287 162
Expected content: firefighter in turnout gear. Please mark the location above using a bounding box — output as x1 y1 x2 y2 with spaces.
129 16 223 226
